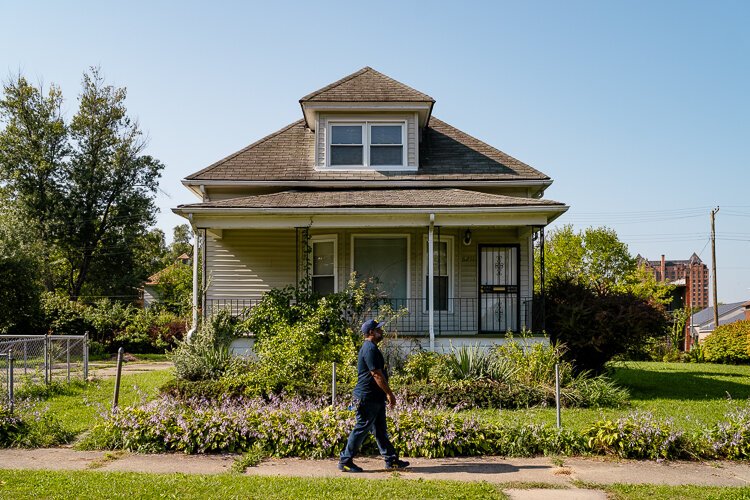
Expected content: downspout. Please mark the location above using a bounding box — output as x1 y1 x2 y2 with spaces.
428 213 435 351
187 214 199 341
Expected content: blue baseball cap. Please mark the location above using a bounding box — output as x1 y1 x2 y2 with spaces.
361 319 385 335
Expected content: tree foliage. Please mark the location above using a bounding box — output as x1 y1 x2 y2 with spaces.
0 68 163 300
537 225 670 303
545 278 668 373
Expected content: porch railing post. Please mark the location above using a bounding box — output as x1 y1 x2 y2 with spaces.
428 214 435 351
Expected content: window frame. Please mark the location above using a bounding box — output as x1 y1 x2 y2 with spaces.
310 235 338 295
422 235 454 313
350 234 411 299
327 120 406 169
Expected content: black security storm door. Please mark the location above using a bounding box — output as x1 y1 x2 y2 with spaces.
478 245 520 333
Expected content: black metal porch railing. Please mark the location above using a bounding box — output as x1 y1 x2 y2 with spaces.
205 296 542 336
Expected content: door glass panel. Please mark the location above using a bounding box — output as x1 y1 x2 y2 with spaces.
479 246 519 332
312 241 334 276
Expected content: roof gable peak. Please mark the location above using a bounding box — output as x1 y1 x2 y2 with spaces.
299 66 435 103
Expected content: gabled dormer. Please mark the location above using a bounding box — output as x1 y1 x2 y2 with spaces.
300 67 435 171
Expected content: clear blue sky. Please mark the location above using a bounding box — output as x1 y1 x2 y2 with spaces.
3 1 748 303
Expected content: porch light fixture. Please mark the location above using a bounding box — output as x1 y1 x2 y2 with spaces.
463 229 472 246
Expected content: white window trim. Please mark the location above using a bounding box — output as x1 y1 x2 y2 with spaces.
310 234 338 294
422 235 454 313
350 234 411 299
326 120 411 171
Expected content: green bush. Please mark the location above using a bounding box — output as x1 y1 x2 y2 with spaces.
0 404 74 448
585 412 690 459
545 278 669 373
392 338 629 410
703 320 750 364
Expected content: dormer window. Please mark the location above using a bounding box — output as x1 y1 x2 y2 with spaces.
328 121 404 168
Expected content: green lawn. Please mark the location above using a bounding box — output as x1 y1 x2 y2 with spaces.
469 361 750 433
2 470 750 500
0 470 504 500
604 483 750 500
21 369 173 435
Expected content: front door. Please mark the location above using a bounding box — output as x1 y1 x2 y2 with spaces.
479 245 520 333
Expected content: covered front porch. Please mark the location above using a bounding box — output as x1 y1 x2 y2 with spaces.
173 188 566 346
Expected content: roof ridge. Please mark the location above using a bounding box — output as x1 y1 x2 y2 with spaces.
299 66 434 102
299 67 372 102
185 119 305 180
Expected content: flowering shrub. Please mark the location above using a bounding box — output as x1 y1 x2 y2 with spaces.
584 412 690 459
0 405 22 446
0 403 73 448
702 404 750 459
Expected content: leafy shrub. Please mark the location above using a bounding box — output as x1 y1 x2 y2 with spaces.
585 412 690 459
703 320 750 364
0 404 74 448
169 314 236 381
0 251 43 335
702 403 750 459
80 394 585 458
393 338 629 410
545 278 669 373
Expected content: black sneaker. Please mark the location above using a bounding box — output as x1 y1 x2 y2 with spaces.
338 460 363 473
386 459 410 470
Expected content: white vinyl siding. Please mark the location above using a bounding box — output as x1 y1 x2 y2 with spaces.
204 229 297 303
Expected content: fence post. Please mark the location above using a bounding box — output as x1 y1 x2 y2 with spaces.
83 332 89 381
8 354 13 415
23 342 27 376
112 347 124 411
44 335 49 385
66 338 71 383
555 363 561 429
332 362 337 406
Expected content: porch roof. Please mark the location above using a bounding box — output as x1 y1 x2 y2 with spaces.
176 188 565 210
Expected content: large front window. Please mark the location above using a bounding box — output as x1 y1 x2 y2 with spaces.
329 122 404 167
352 236 408 298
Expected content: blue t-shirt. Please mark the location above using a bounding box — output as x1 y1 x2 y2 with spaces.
353 340 388 401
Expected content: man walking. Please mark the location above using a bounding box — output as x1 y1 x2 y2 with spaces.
338 319 409 472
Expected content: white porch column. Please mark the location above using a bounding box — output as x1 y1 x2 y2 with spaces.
187 222 200 340
428 213 435 351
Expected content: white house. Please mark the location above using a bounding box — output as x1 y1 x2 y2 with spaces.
173 67 568 350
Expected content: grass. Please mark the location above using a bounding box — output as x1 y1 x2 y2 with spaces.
467 361 750 433
0 470 505 500
18 368 173 436
603 483 750 500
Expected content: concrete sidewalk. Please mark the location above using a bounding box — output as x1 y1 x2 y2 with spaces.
1 448 749 499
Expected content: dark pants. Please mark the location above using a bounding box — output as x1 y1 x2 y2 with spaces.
339 398 397 464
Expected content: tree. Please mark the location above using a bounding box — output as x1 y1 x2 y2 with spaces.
0 68 164 300
0 75 67 290
167 224 193 262
537 225 671 303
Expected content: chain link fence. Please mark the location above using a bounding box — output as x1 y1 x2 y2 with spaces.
0 334 88 410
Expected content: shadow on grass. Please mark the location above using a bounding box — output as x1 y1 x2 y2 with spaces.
612 365 750 401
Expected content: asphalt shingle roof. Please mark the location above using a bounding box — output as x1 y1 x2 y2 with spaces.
178 188 564 210
299 67 434 103
185 117 549 182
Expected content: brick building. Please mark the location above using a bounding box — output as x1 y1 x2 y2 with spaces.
637 253 710 310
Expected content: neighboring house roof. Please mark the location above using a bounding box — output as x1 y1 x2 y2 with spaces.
184 117 550 182
144 255 191 286
299 66 434 103
692 301 747 331
177 188 564 210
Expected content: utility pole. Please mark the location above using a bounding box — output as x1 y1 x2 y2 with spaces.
711 206 720 330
